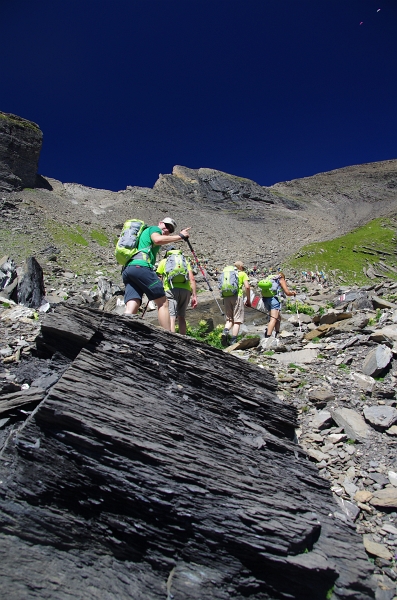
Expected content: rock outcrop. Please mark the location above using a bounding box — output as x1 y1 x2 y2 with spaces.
0 112 42 192
0 305 375 599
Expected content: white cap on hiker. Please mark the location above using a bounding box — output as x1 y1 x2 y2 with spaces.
234 261 244 269
162 217 176 233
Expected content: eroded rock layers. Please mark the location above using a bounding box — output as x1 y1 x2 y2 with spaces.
0 305 375 599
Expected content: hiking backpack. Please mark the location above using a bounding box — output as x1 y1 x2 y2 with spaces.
115 219 147 266
165 250 189 285
218 266 239 297
258 275 281 298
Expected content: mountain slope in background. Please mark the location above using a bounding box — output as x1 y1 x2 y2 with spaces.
1 159 396 277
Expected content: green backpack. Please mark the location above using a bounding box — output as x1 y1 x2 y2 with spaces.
115 219 147 266
258 276 280 298
165 250 189 285
218 266 239 297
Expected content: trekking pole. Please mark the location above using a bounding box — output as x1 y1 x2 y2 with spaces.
140 300 149 319
185 239 224 316
295 297 302 332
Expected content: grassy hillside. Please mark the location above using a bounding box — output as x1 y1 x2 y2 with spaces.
284 216 397 285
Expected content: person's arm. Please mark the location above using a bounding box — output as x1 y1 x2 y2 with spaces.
151 227 191 246
244 278 251 307
279 276 296 297
189 269 198 308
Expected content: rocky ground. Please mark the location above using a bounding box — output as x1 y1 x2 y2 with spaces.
1 255 397 598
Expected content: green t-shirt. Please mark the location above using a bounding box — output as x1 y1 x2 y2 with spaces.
128 226 162 268
237 271 249 297
157 257 192 292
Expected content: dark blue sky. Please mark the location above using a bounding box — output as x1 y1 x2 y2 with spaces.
2 0 396 191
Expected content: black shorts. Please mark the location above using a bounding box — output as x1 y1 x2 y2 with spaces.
123 265 165 303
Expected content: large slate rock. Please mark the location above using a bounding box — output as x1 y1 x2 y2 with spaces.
0 306 375 599
0 112 42 191
17 256 46 308
362 345 393 377
331 408 371 442
363 405 397 431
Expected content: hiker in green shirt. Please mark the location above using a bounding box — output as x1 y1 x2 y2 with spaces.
122 217 191 330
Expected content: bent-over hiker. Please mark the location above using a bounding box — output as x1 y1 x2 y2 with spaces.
123 217 190 330
156 247 197 335
262 271 296 339
220 261 251 347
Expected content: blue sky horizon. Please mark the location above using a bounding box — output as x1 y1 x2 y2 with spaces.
2 0 396 192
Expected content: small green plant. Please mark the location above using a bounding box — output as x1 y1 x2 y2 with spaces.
338 363 350 371
311 337 321 343
289 363 306 372
326 586 334 600
284 300 315 316
301 405 309 413
367 317 376 326
375 308 382 322
1 302 11 308
185 322 236 349
299 380 308 388
264 350 275 356
374 376 385 382
326 302 335 309
317 307 325 316
317 353 326 359
346 439 356 445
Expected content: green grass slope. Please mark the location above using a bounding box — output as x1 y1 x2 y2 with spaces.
284 216 397 285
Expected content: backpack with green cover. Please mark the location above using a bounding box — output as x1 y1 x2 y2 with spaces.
115 219 147 266
258 276 280 298
165 250 189 285
218 266 239 297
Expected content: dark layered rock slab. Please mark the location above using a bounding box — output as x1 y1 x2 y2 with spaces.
0 112 42 191
0 306 375 599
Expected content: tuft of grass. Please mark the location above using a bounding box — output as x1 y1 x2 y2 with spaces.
90 229 109 247
338 363 350 372
184 322 236 349
289 363 307 372
47 221 88 247
285 300 315 316
284 217 397 285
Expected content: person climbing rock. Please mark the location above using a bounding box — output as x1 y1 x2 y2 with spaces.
219 261 251 347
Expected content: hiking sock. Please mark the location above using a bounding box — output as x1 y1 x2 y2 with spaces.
264 329 269 338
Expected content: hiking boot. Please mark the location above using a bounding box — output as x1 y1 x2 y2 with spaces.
221 328 230 347
230 336 237 345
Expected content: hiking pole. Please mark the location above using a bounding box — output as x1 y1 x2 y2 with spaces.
185 239 224 316
140 300 149 319
295 297 302 333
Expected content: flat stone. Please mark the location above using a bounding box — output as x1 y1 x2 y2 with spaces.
362 344 393 377
374 325 397 342
370 488 397 509
363 535 392 560
331 408 371 442
381 523 397 535
309 410 333 431
388 471 397 487
386 425 397 436
350 371 376 393
363 405 397 431
354 490 373 503
318 311 352 325
273 348 318 364
306 448 329 462
372 295 397 310
308 389 335 404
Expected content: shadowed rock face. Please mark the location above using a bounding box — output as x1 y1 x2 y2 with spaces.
0 112 42 191
0 305 375 599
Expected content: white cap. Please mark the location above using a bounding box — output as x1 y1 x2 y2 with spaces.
161 217 176 233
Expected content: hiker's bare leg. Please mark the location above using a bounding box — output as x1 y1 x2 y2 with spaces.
125 299 141 315
225 319 233 331
267 310 279 336
178 316 187 336
170 315 176 333
232 322 241 337
154 296 171 331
